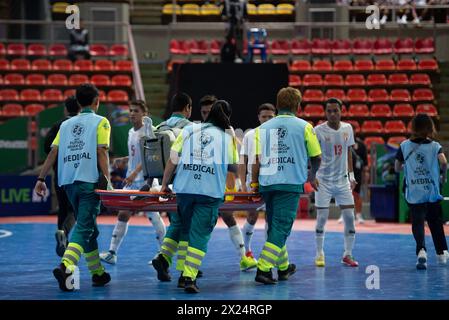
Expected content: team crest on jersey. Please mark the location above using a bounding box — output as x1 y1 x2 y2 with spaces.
71 123 85 138
324 136 331 142
343 132 349 142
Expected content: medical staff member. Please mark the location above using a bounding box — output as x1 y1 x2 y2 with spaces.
35 84 111 291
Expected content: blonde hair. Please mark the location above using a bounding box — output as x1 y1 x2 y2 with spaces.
276 87 301 113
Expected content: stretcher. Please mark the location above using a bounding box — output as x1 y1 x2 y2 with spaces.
95 190 264 212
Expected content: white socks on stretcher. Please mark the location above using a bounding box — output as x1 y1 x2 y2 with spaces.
229 225 246 258
110 220 128 253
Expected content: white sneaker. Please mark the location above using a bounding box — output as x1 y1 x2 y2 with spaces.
380 15 387 25
437 250 449 264
416 249 427 270
337 216 343 224
401 15 408 24
100 251 117 265
356 214 365 224
413 17 420 24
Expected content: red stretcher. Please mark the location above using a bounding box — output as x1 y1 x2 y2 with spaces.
95 190 264 212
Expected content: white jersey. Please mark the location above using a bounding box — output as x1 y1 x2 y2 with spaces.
315 121 355 184
240 128 256 189
126 125 145 183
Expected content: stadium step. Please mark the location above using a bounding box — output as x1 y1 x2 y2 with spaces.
130 0 164 25
139 62 168 120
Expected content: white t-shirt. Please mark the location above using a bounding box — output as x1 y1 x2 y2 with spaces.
315 121 355 184
240 128 256 188
126 125 145 183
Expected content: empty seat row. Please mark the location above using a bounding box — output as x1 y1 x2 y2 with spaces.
0 89 129 102
0 74 132 87
0 59 133 72
1 103 48 116
289 73 431 87
162 3 294 16
306 119 412 134
0 43 129 57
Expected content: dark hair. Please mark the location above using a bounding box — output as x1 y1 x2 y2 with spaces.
325 98 343 110
411 113 437 140
170 92 192 113
76 83 99 107
200 95 217 108
205 100 232 131
258 103 277 115
65 95 80 116
130 100 148 113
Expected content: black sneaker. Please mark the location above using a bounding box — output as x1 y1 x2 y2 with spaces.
277 264 296 281
184 277 200 293
55 230 67 257
255 268 277 285
152 253 171 281
92 271 111 287
197 270 203 278
177 275 186 288
53 263 74 292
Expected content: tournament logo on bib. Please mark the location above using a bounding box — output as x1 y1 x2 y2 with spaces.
276 126 288 140
71 123 85 138
199 132 213 147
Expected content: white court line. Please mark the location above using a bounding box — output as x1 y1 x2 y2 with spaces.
0 229 13 239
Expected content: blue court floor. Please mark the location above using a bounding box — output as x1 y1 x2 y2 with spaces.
0 222 448 300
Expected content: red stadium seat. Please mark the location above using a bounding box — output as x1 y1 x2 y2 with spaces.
270 40 290 55
63 89 76 99
385 120 407 133
397 59 417 71
368 89 389 102
352 38 373 55
290 60 311 71
331 39 351 55
2 103 23 116
115 60 133 71
302 74 323 86
348 104 369 117
74 60 93 71
303 104 325 117
31 59 51 71
341 105 348 117
393 103 415 117
25 74 46 86
366 74 387 86
333 60 353 71
91 74 111 86
288 74 301 87
0 43 5 56
418 59 438 71
109 44 129 57
210 40 222 55
414 37 434 54
0 75 3 84
302 89 325 102
10 59 30 70
188 40 209 55
361 120 383 133
49 44 68 57
111 75 132 86
311 39 331 55
387 136 407 146
407 121 413 132
95 60 114 71
47 74 68 86
416 103 437 116
373 38 393 55
27 44 47 56
7 43 26 56
325 89 345 101
413 88 434 101
24 104 45 116
0 59 9 70
410 73 431 86
69 74 89 86
364 137 385 151
4 73 25 85
370 104 391 117
375 59 395 71
345 74 365 86
324 74 344 86
53 59 73 71
312 60 332 71
346 120 361 133
170 40 189 55
394 38 414 54
0 89 19 100
90 44 109 56
291 39 311 55
388 73 409 85
42 89 64 101
108 90 129 102
20 89 41 101
391 89 411 102
347 89 367 102
354 59 374 71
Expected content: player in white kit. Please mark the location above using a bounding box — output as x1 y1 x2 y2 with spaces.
313 98 359 267
100 100 166 264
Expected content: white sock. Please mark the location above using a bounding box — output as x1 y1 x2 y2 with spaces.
109 220 128 254
342 208 356 256
146 212 166 247
229 225 245 258
242 222 255 253
316 208 329 255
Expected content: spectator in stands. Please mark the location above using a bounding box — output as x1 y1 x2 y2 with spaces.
222 0 248 60
110 158 128 189
68 21 91 61
44 96 80 257
220 35 237 63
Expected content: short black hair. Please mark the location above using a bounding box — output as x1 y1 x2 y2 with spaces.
76 83 99 107
258 103 277 115
130 100 148 113
170 92 192 112
200 95 217 108
65 95 81 116
325 98 343 110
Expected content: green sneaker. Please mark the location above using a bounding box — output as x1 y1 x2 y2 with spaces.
240 253 258 271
